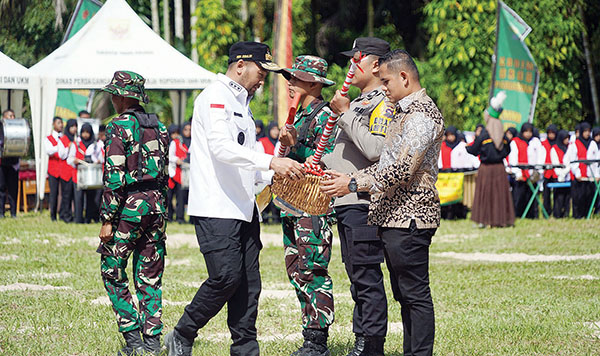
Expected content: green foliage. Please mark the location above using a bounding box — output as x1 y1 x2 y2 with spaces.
193 0 244 74
423 0 585 130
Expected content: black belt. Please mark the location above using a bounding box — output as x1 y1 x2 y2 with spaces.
124 180 160 194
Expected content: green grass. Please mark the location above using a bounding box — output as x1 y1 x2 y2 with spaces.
0 213 599 355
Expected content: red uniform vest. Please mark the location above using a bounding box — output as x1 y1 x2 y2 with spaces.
173 139 189 185
575 140 588 178
541 139 557 179
59 135 75 181
259 137 275 155
47 134 61 178
72 141 86 184
440 141 454 169
512 137 530 178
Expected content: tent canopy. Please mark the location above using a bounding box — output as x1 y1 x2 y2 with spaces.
30 0 216 200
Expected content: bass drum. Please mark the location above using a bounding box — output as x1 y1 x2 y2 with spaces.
77 163 104 190
0 118 31 157
181 162 190 189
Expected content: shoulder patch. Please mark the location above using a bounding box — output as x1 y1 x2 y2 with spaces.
229 81 243 92
210 104 225 109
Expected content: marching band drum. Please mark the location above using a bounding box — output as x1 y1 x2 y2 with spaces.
77 162 103 190
0 118 31 157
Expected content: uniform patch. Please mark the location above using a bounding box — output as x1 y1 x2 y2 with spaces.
210 104 225 109
229 81 243 92
233 112 243 117
238 132 245 145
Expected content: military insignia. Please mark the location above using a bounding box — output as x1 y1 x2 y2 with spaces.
229 81 243 92
237 132 245 145
361 100 370 106
265 50 273 61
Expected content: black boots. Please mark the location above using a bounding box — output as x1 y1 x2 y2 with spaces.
117 329 144 356
164 329 193 356
291 328 330 356
143 334 162 355
348 335 385 356
346 334 365 356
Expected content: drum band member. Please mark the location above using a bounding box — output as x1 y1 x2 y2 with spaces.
45 116 64 221
322 49 444 356
166 124 180 222
278 55 337 356
164 41 304 356
321 37 392 356
0 109 19 218
97 71 169 356
58 119 78 223
168 121 191 223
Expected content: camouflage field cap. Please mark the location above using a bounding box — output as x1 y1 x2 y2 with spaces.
101 70 149 104
282 55 335 87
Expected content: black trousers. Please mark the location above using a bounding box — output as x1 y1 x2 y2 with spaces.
48 175 60 220
176 209 262 356
380 221 436 356
0 165 18 217
336 204 387 337
176 184 188 223
553 186 571 218
513 180 536 218
571 180 595 219
542 177 556 217
74 187 84 223
85 189 100 223
166 183 179 221
59 178 74 222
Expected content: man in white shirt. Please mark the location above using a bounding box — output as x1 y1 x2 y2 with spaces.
44 117 64 221
165 41 304 356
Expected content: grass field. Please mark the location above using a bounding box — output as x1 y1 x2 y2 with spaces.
0 213 599 355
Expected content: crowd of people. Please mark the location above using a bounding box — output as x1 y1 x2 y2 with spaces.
437 121 600 222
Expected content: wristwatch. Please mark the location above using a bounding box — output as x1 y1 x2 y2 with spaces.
348 177 358 193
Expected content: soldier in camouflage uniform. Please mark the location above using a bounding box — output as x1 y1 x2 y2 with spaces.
279 56 337 356
97 71 170 356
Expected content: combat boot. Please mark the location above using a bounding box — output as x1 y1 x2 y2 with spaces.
116 329 144 356
345 334 365 356
143 334 161 355
291 328 330 356
361 336 385 356
163 330 193 356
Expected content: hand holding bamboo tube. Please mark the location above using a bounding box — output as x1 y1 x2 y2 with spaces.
276 94 302 158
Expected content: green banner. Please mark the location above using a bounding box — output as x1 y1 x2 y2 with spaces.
55 0 102 119
490 1 539 131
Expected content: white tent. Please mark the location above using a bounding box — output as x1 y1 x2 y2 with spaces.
0 51 41 188
30 0 216 200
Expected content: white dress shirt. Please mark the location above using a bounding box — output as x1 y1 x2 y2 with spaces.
187 73 274 222
550 145 571 182
44 130 63 156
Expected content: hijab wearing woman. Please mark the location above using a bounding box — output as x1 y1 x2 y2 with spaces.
266 121 279 148
506 127 518 142
255 120 265 139
593 127 600 144
64 119 78 142
519 123 534 143
444 126 459 149
546 124 558 146
578 122 592 149
80 123 95 148
556 129 570 154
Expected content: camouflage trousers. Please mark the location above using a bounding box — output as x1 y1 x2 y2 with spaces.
96 214 167 336
282 215 334 329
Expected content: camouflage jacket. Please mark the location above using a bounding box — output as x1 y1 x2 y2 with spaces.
287 97 337 163
100 105 170 223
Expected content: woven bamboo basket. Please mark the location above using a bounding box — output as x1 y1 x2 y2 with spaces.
271 174 330 216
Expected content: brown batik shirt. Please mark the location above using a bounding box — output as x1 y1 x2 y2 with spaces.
352 88 445 229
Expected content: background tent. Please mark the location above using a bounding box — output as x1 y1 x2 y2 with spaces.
30 0 216 200
0 51 41 194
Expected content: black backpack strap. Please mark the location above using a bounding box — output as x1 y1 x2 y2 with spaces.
296 101 329 147
123 110 162 183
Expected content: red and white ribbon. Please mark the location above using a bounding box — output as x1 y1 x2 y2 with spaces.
276 95 302 158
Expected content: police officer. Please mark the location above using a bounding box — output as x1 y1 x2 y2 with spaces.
97 71 169 356
164 42 304 356
321 37 392 356
277 55 337 356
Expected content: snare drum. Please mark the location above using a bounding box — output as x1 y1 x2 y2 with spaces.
181 162 190 189
77 163 103 190
0 118 31 157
